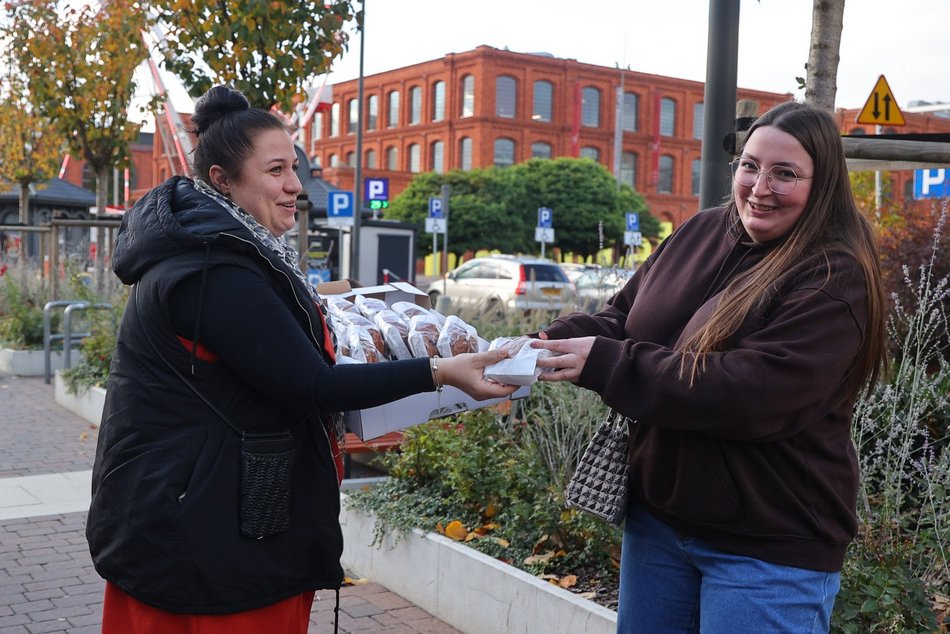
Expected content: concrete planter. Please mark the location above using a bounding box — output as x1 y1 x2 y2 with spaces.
340 495 618 634
0 348 80 377
53 371 106 426
53 373 616 633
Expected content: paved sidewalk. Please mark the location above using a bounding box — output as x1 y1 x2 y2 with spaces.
0 372 460 633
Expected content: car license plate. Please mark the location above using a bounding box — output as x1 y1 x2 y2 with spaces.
541 287 560 296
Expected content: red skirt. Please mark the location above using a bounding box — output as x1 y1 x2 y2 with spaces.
101 582 315 634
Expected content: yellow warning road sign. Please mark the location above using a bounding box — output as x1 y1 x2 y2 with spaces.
856 75 905 126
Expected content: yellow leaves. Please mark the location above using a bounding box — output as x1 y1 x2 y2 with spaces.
436 517 509 549
342 576 368 586
443 520 468 541
558 575 578 589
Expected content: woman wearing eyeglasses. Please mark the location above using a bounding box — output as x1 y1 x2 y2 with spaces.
531 101 887 633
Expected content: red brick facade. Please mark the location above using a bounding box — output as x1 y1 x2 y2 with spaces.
306 45 792 229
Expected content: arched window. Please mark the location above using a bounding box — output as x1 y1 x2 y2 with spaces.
620 152 637 188
459 137 472 171
496 76 517 118
622 93 638 132
330 103 340 137
580 146 600 161
409 86 422 125
533 80 553 122
430 141 444 173
582 87 600 127
691 158 702 195
387 91 400 128
660 97 676 137
386 146 399 170
408 143 421 172
432 81 446 122
460 75 475 118
531 142 552 159
692 103 704 139
346 151 356 167
493 138 515 167
367 95 378 131
347 99 358 134
658 155 674 193
365 149 377 169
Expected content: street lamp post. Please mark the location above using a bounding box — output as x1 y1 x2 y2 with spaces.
350 0 366 282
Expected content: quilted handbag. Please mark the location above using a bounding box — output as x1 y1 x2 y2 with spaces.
564 409 631 526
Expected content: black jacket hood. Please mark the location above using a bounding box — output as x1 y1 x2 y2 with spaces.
113 176 247 285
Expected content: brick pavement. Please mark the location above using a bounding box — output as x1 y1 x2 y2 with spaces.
0 373 461 634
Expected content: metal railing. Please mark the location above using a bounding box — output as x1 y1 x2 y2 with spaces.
43 300 114 384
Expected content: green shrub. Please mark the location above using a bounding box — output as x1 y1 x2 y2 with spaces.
0 272 52 349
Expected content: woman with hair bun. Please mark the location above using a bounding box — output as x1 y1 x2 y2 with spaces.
86 85 515 633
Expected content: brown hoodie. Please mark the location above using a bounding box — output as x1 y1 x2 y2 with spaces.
545 205 868 572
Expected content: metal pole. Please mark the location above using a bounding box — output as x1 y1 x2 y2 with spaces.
350 0 366 282
440 184 450 295
699 0 740 211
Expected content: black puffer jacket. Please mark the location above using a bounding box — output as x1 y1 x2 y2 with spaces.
87 177 344 613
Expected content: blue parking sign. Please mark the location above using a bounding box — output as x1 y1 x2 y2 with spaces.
537 207 553 228
327 191 354 226
915 169 950 200
626 212 640 232
428 197 445 218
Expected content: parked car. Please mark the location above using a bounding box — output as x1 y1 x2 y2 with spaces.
563 265 635 312
427 255 575 314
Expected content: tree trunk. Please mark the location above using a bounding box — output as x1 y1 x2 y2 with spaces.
805 0 846 111
95 165 109 294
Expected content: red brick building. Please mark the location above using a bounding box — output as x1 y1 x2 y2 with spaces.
306 45 791 230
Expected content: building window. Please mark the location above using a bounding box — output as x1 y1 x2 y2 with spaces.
851 127 867 135
432 80 445 122
582 87 600 127
693 103 704 139
347 98 358 134
430 140 444 173
367 95 378 131
386 146 398 170
366 149 377 169
329 153 338 167
533 80 553 122
496 76 516 118
346 151 356 167
691 158 701 195
387 90 400 128
622 92 638 132
311 112 323 142
493 138 515 167
660 97 676 137
330 102 340 137
531 142 552 159
459 137 472 171
410 86 422 125
408 143 421 172
460 75 475 118
580 146 600 161
658 155 674 193
621 152 637 188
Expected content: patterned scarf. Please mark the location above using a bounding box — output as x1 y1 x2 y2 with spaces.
191 178 346 443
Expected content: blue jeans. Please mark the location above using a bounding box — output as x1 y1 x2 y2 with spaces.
617 504 840 633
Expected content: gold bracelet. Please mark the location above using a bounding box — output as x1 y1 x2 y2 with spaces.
429 355 443 392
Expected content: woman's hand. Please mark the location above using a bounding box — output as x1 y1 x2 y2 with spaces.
531 336 596 383
437 348 519 400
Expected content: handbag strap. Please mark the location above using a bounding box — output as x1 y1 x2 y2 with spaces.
134 284 244 437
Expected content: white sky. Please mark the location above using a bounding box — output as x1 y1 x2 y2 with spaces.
145 0 948 122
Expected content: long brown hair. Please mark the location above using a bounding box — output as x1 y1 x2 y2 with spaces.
678 101 887 394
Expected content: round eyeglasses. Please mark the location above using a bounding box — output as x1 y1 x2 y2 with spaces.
731 158 812 195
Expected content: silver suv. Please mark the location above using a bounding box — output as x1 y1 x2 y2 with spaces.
427 255 575 313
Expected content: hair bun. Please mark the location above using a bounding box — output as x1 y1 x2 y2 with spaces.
191 85 250 136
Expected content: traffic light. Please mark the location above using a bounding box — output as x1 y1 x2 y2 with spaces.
369 199 389 210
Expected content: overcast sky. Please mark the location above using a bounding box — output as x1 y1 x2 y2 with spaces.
148 0 948 120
